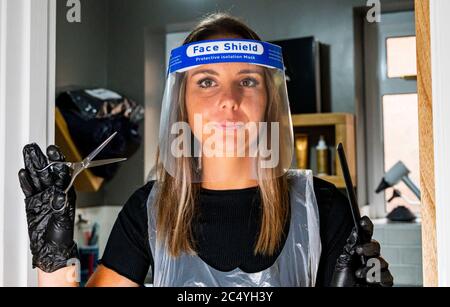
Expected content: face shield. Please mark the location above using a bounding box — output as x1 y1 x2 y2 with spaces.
158 39 294 183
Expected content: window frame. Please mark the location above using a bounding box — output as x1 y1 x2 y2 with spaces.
364 11 418 219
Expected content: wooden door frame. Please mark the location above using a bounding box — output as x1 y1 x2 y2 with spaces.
416 0 450 287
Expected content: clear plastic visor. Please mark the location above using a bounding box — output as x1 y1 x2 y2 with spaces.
157 40 294 183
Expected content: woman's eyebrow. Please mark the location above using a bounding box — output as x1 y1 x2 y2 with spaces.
190 69 219 78
237 69 263 76
189 68 263 78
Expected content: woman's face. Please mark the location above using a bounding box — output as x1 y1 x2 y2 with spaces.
185 62 268 153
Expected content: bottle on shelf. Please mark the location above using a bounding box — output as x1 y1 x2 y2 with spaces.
316 135 329 176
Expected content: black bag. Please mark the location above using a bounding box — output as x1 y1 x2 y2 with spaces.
56 89 144 180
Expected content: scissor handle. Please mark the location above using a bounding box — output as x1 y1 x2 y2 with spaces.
63 164 85 194
36 161 73 173
51 195 69 213
49 164 84 212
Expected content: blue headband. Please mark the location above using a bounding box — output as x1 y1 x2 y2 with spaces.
168 39 284 74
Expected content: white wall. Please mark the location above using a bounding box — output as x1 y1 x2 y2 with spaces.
430 0 450 287
0 0 6 287
75 206 121 256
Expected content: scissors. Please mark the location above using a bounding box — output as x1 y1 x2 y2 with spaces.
37 132 127 211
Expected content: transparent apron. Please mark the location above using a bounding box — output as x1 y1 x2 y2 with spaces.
146 169 321 287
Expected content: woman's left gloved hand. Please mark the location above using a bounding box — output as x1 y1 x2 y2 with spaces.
331 216 394 287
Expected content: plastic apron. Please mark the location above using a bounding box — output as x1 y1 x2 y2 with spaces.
146 169 321 287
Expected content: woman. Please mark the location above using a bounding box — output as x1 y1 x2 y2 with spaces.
19 13 393 287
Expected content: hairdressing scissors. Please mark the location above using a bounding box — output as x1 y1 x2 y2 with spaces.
37 132 126 211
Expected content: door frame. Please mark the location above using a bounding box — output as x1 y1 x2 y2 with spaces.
416 0 450 287
0 0 56 286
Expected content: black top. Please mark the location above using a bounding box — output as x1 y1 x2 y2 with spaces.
99 177 354 287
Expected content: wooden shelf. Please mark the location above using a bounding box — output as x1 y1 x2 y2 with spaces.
292 113 355 127
291 113 356 188
55 107 104 192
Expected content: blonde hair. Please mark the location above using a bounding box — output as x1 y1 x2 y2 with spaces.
154 13 290 257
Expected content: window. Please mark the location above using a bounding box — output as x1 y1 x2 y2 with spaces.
364 11 420 218
386 36 417 78
382 93 420 214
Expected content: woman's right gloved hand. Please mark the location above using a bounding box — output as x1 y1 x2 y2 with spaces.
18 144 79 273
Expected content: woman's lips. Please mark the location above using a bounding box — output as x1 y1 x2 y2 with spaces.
208 121 246 131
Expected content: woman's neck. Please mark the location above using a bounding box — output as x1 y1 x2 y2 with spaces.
201 157 258 190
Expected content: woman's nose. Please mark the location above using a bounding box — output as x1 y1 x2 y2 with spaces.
219 87 241 111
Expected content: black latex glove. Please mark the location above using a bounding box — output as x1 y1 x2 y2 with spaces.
331 216 394 287
18 144 78 273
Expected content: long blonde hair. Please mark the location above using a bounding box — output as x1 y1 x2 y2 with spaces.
154 13 290 257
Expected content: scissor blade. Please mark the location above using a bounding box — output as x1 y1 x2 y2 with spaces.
83 132 118 165
85 158 127 169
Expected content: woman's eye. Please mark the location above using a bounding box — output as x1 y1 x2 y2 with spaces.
240 78 259 87
198 79 217 88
